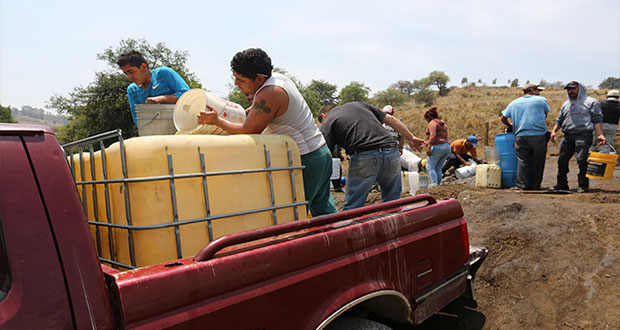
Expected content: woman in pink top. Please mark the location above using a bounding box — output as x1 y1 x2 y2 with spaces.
424 107 451 186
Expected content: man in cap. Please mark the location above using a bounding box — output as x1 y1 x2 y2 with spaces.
550 81 606 193
381 105 405 152
442 136 482 176
381 105 424 172
590 89 619 154
500 83 551 190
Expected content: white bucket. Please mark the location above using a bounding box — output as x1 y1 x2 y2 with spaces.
135 104 177 136
331 158 341 180
455 161 477 179
402 171 420 196
484 146 499 165
173 89 246 135
419 174 429 189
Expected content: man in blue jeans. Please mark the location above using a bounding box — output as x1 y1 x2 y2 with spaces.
550 81 606 193
318 102 424 210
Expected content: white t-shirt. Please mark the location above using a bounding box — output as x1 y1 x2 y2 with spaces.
255 73 325 155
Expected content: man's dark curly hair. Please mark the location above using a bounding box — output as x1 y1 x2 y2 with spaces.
116 50 148 69
230 48 273 80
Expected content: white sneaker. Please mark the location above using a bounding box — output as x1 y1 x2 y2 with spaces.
428 183 438 188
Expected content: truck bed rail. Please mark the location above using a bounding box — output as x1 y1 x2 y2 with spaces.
194 194 437 261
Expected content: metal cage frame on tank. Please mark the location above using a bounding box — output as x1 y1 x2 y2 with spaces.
62 130 307 270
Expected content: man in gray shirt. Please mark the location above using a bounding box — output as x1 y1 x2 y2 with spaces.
550 81 606 192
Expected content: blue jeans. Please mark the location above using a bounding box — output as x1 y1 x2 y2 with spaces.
590 123 617 154
344 147 401 210
426 143 451 184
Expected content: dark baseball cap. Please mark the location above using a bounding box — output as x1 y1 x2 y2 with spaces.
564 81 579 89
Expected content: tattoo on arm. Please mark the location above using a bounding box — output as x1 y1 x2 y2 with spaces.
254 99 271 114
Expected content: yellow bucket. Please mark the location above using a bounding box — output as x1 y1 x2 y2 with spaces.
586 149 618 180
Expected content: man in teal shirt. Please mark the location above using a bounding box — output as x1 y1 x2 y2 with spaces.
501 83 550 190
116 50 189 124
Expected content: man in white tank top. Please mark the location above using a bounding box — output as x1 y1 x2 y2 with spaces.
197 48 337 216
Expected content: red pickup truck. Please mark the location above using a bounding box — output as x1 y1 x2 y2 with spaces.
0 123 487 330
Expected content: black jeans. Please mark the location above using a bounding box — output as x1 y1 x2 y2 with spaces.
557 132 593 190
442 153 471 173
515 134 548 190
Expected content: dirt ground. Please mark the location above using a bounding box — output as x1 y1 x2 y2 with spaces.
332 144 620 330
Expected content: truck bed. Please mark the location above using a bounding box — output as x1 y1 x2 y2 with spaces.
108 195 471 329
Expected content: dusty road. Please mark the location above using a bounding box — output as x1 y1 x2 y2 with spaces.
334 145 620 329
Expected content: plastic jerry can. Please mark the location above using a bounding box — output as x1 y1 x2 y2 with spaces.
475 164 501 188
401 171 420 196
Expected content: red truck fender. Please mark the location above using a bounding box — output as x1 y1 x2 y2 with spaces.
316 289 412 329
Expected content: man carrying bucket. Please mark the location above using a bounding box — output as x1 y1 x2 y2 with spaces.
550 81 606 193
196 48 337 216
117 51 190 125
500 83 550 190
590 89 619 154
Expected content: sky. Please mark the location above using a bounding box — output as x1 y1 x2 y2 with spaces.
1 0 619 112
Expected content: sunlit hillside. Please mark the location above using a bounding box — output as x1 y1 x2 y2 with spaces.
393 86 611 146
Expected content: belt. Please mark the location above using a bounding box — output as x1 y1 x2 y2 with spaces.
352 145 397 154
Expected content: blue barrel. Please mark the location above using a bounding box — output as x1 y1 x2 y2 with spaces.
495 133 517 188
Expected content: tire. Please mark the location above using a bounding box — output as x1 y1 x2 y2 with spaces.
324 317 393 330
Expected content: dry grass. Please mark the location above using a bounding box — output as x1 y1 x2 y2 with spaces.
393 86 612 147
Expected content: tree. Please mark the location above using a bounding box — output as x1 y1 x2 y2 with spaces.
510 79 519 87
307 80 339 105
47 39 202 143
412 78 436 106
550 81 564 88
0 104 17 123
339 82 370 104
372 88 408 108
97 39 202 88
272 68 324 116
226 84 251 109
427 71 450 96
492 78 497 85
389 80 415 95
599 77 620 89
461 77 468 86
300 88 322 116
